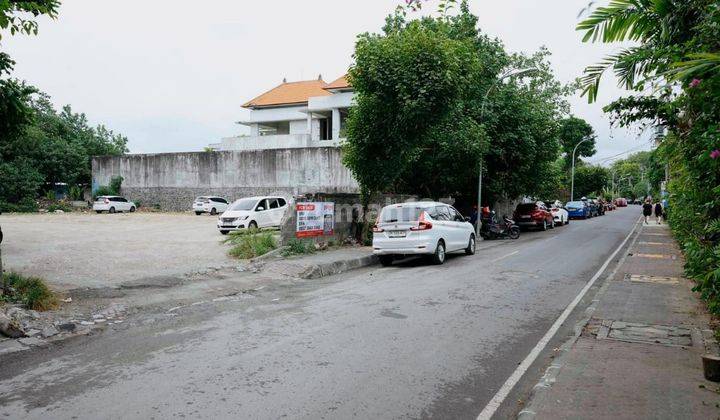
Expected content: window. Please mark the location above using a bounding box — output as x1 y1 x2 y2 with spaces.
255 199 268 211
278 198 287 207
449 207 464 222
319 118 332 140
269 199 279 209
435 206 452 221
230 199 257 211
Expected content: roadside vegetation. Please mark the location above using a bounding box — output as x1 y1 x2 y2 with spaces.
1 272 58 311
575 0 720 313
0 1 127 213
224 230 278 259
282 239 317 257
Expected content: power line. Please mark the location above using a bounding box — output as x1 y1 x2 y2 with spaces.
587 140 654 165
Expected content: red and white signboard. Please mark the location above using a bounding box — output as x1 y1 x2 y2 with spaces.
296 202 334 238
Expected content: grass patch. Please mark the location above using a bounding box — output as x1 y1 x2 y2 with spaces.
1 272 58 311
282 238 317 257
224 230 277 259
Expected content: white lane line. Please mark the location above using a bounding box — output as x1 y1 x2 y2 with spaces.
491 251 519 263
476 217 641 420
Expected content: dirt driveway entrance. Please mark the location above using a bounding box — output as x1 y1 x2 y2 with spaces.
0 212 233 290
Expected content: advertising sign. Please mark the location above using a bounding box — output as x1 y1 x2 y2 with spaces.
296 202 334 238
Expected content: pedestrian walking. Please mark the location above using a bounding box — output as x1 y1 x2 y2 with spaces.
642 199 653 224
654 200 664 224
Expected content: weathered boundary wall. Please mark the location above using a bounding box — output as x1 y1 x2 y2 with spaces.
92 147 359 211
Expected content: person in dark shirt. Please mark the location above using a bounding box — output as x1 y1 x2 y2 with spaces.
642 199 653 224
654 201 664 224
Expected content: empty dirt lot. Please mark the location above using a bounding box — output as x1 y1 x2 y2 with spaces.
0 212 234 290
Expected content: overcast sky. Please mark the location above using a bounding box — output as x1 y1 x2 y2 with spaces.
4 0 652 163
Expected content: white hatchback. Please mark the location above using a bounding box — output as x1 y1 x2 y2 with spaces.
372 202 476 266
93 196 136 213
217 196 288 234
193 196 229 215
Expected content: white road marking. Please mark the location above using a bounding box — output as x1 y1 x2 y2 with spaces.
476 217 641 420
491 251 519 263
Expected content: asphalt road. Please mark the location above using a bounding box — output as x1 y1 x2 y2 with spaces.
0 207 640 419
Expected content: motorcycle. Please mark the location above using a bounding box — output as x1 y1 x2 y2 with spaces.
479 213 520 240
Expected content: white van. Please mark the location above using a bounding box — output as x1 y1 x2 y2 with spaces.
193 196 229 215
217 196 288 234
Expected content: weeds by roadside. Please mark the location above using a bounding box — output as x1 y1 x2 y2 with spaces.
224 230 277 259
1 272 58 311
282 239 316 256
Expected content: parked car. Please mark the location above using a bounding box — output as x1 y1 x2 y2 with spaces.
93 196 136 213
372 202 475 266
565 201 590 219
548 202 569 225
193 196 229 215
582 198 599 217
615 197 628 207
513 202 555 230
594 199 606 216
217 196 288 234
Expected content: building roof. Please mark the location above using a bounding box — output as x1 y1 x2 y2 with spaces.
324 74 351 91
242 79 331 108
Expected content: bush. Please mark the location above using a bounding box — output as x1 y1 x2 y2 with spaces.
224 230 277 259
68 185 83 201
1 272 58 311
0 198 38 213
93 175 124 199
47 203 72 212
282 238 316 256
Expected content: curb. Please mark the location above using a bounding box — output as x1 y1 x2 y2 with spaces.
299 254 379 279
517 220 642 419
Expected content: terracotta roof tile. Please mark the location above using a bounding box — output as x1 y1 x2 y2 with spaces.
242 79 331 108
324 74 351 90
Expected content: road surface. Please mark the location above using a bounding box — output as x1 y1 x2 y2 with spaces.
0 208 640 419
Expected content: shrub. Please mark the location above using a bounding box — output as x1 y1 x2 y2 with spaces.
47 203 72 212
225 231 277 259
1 272 58 311
282 238 316 256
68 185 83 201
93 175 124 199
0 198 38 213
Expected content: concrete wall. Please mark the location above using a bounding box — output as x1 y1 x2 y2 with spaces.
92 147 359 211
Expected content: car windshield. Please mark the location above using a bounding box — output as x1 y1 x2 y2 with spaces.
95 197 106 202
195 196 207 201
230 198 258 211
380 206 425 223
516 204 537 213
566 201 584 207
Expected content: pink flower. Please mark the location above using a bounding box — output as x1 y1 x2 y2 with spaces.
690 78 702 88
710 149 720 159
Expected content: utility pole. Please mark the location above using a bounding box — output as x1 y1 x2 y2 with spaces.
570 138 591 202
476 67 538 236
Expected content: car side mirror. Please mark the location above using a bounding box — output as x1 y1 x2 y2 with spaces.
464 216 471 222
257 207 264 211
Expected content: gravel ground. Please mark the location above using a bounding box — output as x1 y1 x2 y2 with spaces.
0 212 234 290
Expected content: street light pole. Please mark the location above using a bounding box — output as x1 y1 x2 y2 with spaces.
476 67 537 236
570 138 591 202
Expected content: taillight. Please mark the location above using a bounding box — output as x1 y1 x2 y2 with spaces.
551 209 558 212
410 211 432 231
372 225 384 233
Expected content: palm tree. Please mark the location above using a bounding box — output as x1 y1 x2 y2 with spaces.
576 0 700 102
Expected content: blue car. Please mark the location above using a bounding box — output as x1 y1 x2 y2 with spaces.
565 201 590 219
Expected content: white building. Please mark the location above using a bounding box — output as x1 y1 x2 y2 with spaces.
210 75 353 151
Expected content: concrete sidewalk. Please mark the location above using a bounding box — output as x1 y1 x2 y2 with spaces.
259 246 378 279
521 221 720 419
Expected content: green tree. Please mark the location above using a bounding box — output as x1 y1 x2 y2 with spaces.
345 2 569 206
558 116 596 168
572 164 609 199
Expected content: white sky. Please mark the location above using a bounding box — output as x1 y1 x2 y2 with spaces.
3 0 652 162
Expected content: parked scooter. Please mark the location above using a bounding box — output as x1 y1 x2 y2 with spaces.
480 212 520 240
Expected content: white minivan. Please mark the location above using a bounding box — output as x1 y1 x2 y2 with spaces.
193 196 229 215
372 202 475 266
217 196 288 234
93 196 136 213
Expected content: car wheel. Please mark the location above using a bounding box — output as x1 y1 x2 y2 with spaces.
109 207 116 214
129 206 136 213
564 217 569 225
248 221 258 230
465 235 476 255
195 211 202 215
541 220 547 231
95 210 102 214
509 227 520 239
220 230 229 235
378 255 394 267
210 208 217 215
549 219 555 229
431 240 446 265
